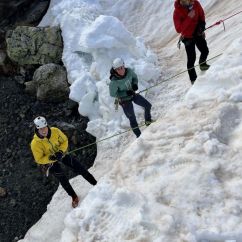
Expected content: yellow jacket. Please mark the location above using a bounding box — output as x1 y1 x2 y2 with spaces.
31 127 68 165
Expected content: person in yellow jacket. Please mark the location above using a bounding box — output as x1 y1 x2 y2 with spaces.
31 116 97 208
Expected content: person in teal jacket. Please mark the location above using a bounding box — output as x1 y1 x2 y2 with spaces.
109 58 152 137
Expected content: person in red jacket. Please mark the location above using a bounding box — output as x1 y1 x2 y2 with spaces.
173 0 210 84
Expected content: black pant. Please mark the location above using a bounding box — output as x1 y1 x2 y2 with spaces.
49 155 97 198
183 36 209 83
121 94 152 137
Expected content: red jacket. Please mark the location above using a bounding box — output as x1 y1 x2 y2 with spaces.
173 0 205 38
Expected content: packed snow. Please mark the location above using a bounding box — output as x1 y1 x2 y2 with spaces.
19 0 242 242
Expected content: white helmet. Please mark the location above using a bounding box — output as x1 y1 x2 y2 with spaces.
34 116 47 129
112 58 124 69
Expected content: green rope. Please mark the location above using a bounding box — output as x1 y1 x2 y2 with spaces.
66 122 148 155
139 53 222 94
67 53 223 155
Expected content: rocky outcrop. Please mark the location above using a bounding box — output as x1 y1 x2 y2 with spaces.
0 2 96 242
0 77 96 242
0 0 50 76
6 26 63 65
25 63 69 102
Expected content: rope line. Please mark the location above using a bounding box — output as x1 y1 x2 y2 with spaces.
67 53 222 155
139 53 222 94
66 123 148 155
206 9 242 30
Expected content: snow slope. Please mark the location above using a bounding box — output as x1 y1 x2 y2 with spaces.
20 0 242 241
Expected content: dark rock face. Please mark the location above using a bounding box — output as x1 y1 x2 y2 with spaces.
0 77 97 242
0 0 50 27
0 2 98 242
0 0 31 24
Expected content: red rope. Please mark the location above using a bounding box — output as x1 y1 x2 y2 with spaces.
205 10 242 30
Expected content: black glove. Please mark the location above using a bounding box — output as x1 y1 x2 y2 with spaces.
55 151 63 161
126 90 134 96
132 84 138 91
194 21 206 36
199 21 206 32
126 90 135 96
49 154 57 161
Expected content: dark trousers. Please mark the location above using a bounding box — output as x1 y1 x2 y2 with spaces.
49 155 97 198
121 94 152 137
183 36 209 83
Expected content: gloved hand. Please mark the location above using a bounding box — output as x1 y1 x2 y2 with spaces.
54 151 63 161
132 84 138 91
199 21 206 32
126 90 135 96
194 21 206 37
49 154 57 161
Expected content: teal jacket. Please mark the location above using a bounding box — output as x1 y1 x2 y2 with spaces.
109 68 138 101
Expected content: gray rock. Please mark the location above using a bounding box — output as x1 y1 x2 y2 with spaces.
33 63 69 102
25 80 37 95
55 121 76 138
6 26 63 65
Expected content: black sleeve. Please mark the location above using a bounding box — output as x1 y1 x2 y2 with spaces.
199 21 206 32
132 84 138 91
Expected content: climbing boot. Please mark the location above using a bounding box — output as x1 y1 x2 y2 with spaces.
72 196 79 208
145 120 154 126
200 63 210 71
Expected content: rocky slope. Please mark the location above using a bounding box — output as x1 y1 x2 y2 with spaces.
0 77 96 242
0 1 97 241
